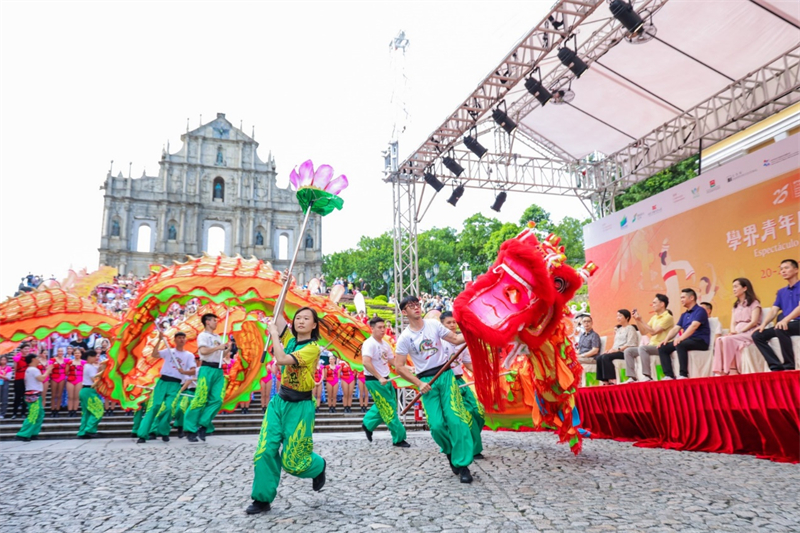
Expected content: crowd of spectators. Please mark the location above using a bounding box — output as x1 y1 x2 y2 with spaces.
574 258 799 385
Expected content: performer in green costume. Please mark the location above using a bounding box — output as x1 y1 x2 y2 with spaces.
246 303 327 515
185 313 231 442
77 350 108 439
137 331 196 443
440 311 484 458
15 353 53 442
360 316 409 447
394 296 475 484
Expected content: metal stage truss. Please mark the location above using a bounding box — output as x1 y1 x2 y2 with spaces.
385 0 800 311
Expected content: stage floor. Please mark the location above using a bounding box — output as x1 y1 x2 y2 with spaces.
3 431 799 532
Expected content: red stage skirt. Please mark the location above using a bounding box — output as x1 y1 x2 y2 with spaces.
576 370 800 463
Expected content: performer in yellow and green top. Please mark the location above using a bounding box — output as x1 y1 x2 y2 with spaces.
246 303 327 515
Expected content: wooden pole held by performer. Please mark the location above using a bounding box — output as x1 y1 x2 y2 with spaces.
400 344 466 415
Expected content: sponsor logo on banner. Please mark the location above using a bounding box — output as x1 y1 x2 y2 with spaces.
602 223 613 232
691 187 700 198
763 160 771 167
648 204 662 216
631 212 645 224
672 192 685 203
707 179 720 194
764 151 799 167
620 216 628 229
773 184 789 205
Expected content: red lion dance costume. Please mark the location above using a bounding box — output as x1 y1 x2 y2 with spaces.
454 222 597 454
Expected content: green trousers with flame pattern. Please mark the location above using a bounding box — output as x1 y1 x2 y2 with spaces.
251 395 324 504
363 378 407 444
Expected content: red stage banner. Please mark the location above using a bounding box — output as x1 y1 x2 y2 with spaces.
576 371 800 463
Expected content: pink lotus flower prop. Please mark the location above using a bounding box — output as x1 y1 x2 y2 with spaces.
289 160 348 216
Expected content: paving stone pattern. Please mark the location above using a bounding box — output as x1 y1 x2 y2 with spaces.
2 431 798 533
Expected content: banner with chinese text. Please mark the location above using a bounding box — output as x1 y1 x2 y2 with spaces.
584 136 799 337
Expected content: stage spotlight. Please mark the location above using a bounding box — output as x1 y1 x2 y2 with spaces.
558 46 588 78
442 156 464 177
447 185 465 206
464 133 488 159
424 171 445 192
490 191 507 212
525 77 552 106
492 108 517 135
610 0 645 35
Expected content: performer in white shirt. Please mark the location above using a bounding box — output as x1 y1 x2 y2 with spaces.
77 350 108 439
440 311 484 459
184 314 230 443
394 296 475 483
360 316 409 448
15 353 52 442
136 331 197 443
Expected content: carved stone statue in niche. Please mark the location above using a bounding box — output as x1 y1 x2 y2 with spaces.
255 231 264 246
168 225 177 240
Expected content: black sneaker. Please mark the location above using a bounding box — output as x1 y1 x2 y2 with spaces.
312 459 326 492
15 436 30 442
362 423 373 442
198 426 207 442
162 435 170 442
137 438 146 444
77 434 92 440
446 454 459 475
130 433 137 438
459 466 473 484
245 500 271 515
177 428 185 439
393 440 411 448
187 432 199 443
149 433 156 440
473 453 485 460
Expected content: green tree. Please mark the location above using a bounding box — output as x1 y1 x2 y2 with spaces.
615 155 698 210
553 216 590 266
518 204 554 234
482 222 522 260
457 213 502 276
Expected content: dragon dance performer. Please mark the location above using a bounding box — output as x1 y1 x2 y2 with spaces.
15 353 53 442
394 296 474 484
77 350 108 439
137 331 196 443
185 313 230 443
360 316 409 448
247 303 327 515
440 312 484 459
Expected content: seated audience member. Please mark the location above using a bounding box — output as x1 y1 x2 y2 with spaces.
595 310 637 385
623 294 674 383
575 316 601 364
658 288 710 379
713 278 761 376
701 302 723 337
752 259 799 371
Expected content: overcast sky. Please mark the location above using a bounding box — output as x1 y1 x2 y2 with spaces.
0 0 586 299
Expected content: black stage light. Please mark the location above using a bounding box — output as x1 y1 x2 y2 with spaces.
492 108 517 135
443 156 464 177
558 47 588 78
490 191 507 212
424 171 445 192
447 185 465 206
464 135 488 159
525 77 552 106
610 0 645 35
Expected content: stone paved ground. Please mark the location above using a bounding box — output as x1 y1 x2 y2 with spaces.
2 431 798 533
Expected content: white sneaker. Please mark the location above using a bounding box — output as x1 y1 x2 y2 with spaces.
621 378 636 384
661 376 674 381
640 376 652 382
676 376 688 380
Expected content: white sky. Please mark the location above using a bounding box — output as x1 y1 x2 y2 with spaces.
0 0 586 299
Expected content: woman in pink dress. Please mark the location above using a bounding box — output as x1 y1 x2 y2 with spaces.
66 348 85 417
48 348 68 417
339 360 356 413
713 278 761 376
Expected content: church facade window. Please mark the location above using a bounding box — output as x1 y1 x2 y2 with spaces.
111 219 120 237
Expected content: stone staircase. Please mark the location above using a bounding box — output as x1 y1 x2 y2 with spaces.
0 389 426 441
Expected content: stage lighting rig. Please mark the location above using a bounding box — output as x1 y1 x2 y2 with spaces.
609 0 644 35
490 191 507 212
524 67 551 106
492 100 517 135
424 170 445 192
447 184 465 206
558 35 588 78
463 127 488 159
442 151 464 177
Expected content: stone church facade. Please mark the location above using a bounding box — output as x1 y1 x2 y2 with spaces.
98 113 322 282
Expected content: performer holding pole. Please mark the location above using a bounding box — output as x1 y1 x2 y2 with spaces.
185 313 231 443
247 295 327 515
440 311 484 459
15 353 53 442
360 316 409 448
76 350 107 439
136 329 196 443
394 295 475 483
